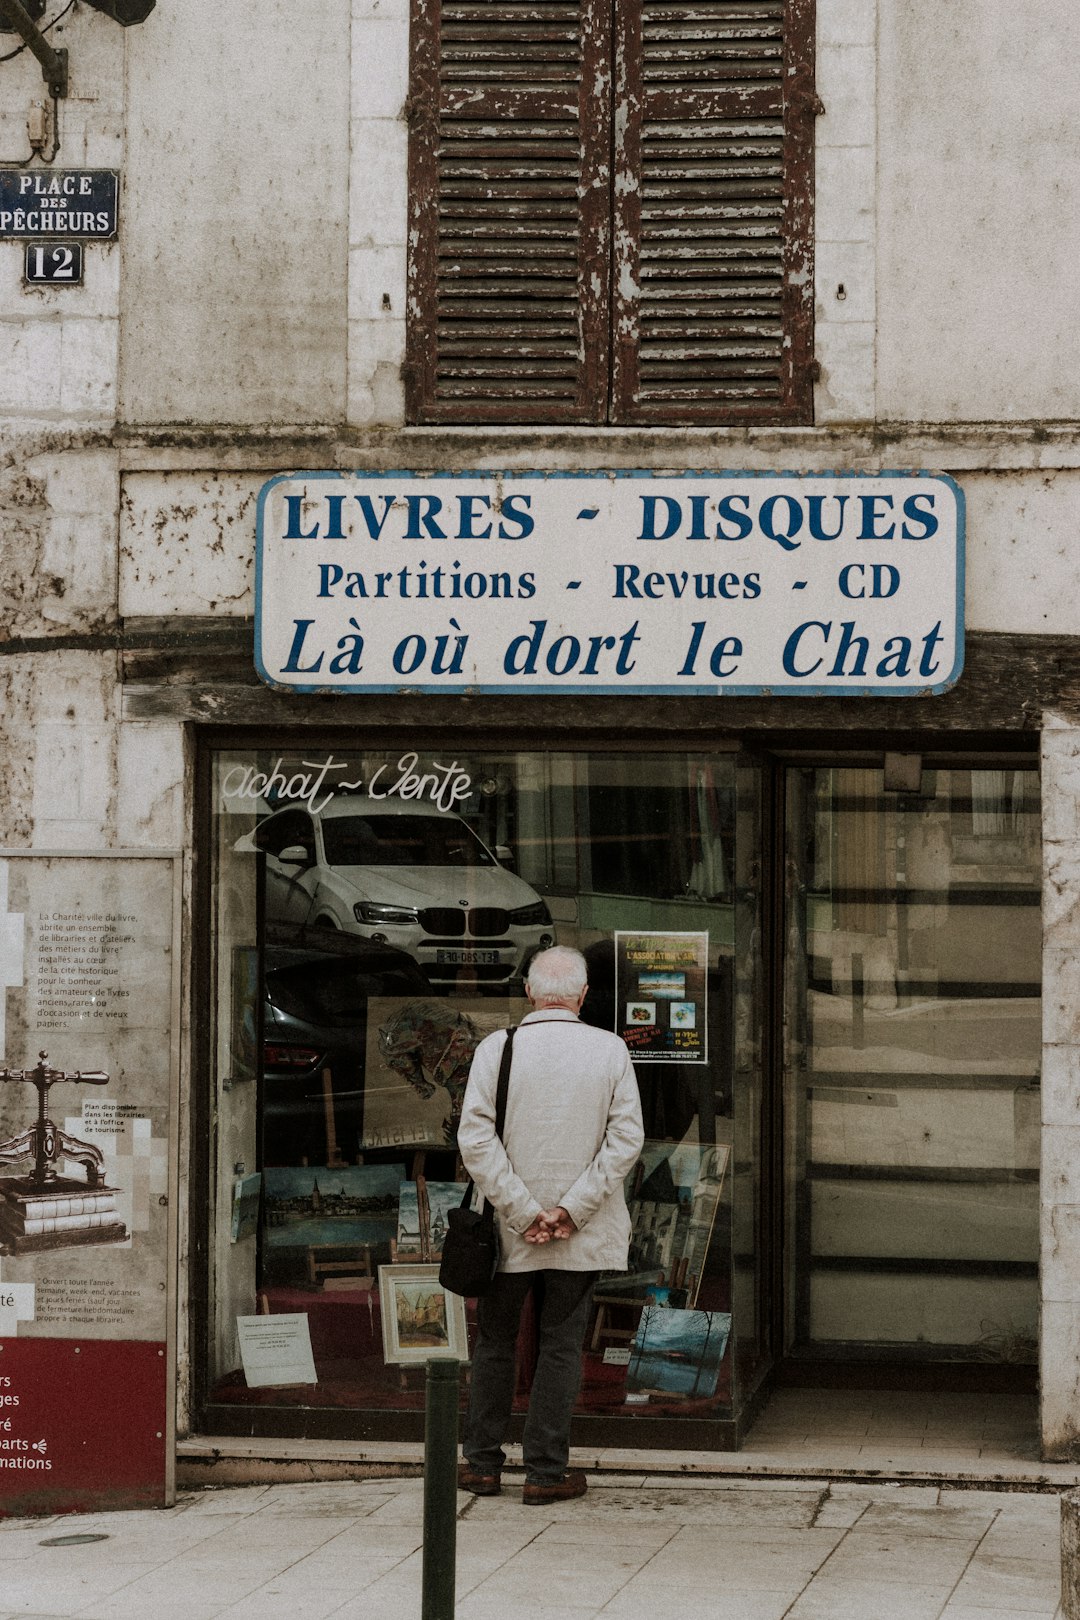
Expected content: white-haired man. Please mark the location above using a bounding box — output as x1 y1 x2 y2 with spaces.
456 944 644 1504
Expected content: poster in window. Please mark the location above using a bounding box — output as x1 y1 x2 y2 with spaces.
615 932 708 1062
231 1172 262 1243
361 995 528 1149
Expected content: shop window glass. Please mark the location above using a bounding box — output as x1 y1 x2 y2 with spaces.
783 766 1041 1363
202 746 763 1438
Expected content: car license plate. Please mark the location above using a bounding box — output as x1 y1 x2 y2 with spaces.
435 949 500 965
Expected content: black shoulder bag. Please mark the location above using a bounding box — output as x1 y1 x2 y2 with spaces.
439 1027 515 1298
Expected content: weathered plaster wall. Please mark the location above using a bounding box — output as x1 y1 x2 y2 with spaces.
118 472 262 617
0 645 184 855
1040 714 1080 1458
120 0 350 427
8 0 1080 437
964 473 1080 634
2 443 118 633
0 431 185 850
0 646 184 856
877 0 1080 422
0 12 122 430
11 0 1078 435
348 0 409 429
813 0 876 423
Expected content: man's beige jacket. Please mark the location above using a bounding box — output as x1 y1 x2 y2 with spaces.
457 1007 645 1273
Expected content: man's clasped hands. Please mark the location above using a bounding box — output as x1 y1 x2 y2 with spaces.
522 1206 577 1244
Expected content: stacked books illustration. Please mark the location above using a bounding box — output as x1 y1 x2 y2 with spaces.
0 1051 127 1253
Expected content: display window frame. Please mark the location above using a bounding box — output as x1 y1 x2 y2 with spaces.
187 726 1041 1449
190 724 762 1450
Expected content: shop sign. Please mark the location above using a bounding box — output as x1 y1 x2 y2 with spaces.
0 171 118 238
255 471 964 697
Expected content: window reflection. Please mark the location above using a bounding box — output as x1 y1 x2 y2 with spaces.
205 748 758 1432
785 766 1041 1363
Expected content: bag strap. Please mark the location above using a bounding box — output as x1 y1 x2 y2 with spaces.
456 1025 516 1215
493 1025 515 1141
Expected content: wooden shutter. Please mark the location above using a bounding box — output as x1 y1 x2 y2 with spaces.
405 0 814 426
610 0 815 423
406 0 611 423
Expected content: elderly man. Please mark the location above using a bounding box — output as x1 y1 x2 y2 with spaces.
456 944 644 1504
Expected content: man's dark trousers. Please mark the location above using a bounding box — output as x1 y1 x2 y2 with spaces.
464 1269 599 1484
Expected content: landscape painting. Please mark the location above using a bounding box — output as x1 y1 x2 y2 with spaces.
626 1306 732 1400
263 1163 405 1250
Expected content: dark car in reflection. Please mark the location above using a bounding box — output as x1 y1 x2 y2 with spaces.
261 928 430 1166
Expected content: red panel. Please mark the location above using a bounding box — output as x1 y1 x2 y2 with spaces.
0 1339 167 1517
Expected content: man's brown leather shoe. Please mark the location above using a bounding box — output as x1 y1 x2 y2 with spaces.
522 1470 588 1505
457 1463 501 1496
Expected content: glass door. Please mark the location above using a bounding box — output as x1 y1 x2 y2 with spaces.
783 764 1041 1365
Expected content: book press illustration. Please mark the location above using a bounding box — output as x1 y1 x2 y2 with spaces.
0 1052 127 1254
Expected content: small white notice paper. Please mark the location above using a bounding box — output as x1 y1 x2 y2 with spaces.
602 1347 631 1366
236 1312 318 1387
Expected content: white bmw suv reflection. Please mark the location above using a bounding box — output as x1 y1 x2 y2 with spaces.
240 797 555 989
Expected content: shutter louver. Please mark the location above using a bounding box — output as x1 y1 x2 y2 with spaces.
406 0 611 423
610 0 814 423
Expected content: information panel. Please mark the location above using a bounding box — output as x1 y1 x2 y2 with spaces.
0 854 178 1515
255 470 964 697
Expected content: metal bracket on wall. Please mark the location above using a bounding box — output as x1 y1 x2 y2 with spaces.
0 0 43 23
0 0 67 98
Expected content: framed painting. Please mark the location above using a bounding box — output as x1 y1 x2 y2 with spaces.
378 1263 469 1366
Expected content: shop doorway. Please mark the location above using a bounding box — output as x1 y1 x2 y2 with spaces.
778 762 1041 1379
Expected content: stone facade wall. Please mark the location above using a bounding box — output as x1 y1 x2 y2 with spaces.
1 0 1079 1454
877 0 1080 422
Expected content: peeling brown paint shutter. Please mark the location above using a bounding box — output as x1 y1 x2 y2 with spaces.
406 0 813 426
610 0 814 424
406 0 611 424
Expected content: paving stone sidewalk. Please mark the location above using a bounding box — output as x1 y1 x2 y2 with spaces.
0 1475 1067 1620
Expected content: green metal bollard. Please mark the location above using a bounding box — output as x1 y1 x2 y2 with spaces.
422 1358 460 1620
